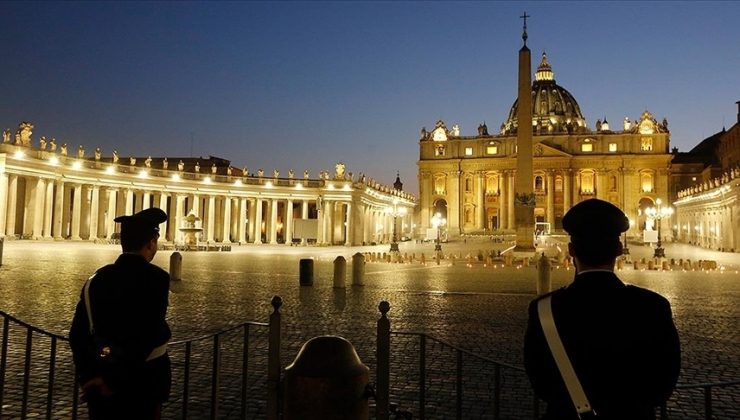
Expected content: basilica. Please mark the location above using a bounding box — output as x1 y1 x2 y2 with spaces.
417 52 673 241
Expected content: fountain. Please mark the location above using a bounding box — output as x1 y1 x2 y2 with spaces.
178 210 203 250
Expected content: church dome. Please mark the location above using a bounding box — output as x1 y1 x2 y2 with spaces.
502 53 587 135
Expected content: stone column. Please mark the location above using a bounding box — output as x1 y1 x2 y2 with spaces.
300 200 308 245
143 191 152 210
285 199 294 245
499 171 508 230
0 172 8 236
89 186 100 240
158 193 168 241
52 180 65 239
222 196 232 243
448 171 460 233
5 175 18 236
43 179 54 239
363 206 370 244
546 171 555 229
191 194 200 217
476 172 485 230
206 195 216 242
253 198 263 244
125 189 134 216
507 172 515 230
563 170 572 214
238 198 248 244
344 202 352 246
32 178 46 239
269 199 278 244
173 194 184 243
105 189 117 239
595 170 606 200
71 184 82 240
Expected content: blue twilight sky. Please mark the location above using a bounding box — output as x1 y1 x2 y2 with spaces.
1 1 738 194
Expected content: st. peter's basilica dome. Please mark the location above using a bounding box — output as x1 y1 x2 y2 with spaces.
501 53 587 135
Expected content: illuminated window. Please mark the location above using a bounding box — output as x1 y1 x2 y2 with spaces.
534 176 544 191
555 176 563 192
609 143 617 152
641 172 653 193
581 143 593 152
486 145 498 155
434 174 446 194
581 170 594 194
641 137 653 151
465 177 473 192
465 147 473 156
486 175 498 195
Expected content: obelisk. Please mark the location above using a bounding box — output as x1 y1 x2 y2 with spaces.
514 12 536 252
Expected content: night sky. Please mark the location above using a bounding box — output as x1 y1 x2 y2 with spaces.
1 2 738 194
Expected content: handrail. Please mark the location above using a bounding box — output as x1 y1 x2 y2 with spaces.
0 310 67 340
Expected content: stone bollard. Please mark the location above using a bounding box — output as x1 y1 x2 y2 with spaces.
648 260 655 270
616 258 624 270
504 254 513 267
352 253 365 286
410 253 415 263
333 256 346 288
682 260 690 270
300 258 314 286
662 261 670 270
420 253 426 265
486 256 493 266
467 254 474 265
435 252 441 265
0 236 4 267
169 252 182 281
633 261 639 270
537 253 551 295
386 253 392 263
523 256 530 267
450 254 456 266
283 336 370 420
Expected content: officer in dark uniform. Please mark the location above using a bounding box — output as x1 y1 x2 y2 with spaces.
524 199 680 419
69 207 171 420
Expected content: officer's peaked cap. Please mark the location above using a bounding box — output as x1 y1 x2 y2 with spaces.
562 199 628 239
114 207 167 235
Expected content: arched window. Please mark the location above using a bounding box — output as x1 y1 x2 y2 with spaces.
465 176 473 192
581 170 594 194
534 175 544 192
641 172 653 193
434 174 446 195
555 176 563 192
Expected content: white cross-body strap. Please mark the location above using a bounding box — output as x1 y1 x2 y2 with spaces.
537 296 594 416
83 273 97 335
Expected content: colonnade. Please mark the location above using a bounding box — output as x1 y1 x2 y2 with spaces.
0 149 415 246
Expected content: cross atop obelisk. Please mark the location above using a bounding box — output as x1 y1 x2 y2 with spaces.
520 12 530 45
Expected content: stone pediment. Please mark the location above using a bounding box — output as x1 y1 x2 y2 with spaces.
533 142 572 157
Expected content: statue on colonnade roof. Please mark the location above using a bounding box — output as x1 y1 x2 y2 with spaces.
112 150 118 162
50 138 57 151
17 122 33 146
335 162 346 180
78 145 85 159
60 144 68 156
2 128 9 143
39 136 47 150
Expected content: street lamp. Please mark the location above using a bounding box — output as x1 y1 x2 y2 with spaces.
622 218 635 256
645 198 674 258
386 199 407 253
431 212 447 254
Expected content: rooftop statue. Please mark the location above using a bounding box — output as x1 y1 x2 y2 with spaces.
335 162 345 179
50 138 57 152
145 156 152 168
60 144 68 156
18 122 33 146
178 160 185 171
211 163 217 174
39 136 47 150
94 147 101 160
2 128 9 143
288 169 294 178
257 169 264 177
162 158 168 169
304 170 309 179
420 127 427 140
78 145 85 159
273 169 279 178
226 166 232 176
129 157 136 166
112 150 118 162
195 162 200 172
242 166 248 176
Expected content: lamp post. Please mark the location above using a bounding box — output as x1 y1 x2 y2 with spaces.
386 199 407 253
645 198 674 258
431 212 446 254
622 218 635 256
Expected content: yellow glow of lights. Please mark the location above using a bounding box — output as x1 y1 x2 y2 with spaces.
171 174 181 181
49 156 60 166
265 181 273 188
203 176 212 184
327 183 334 190
343 184 351 191
14 151 25 159
234 179 243 186
138 170 148 178
72 161 82 170
106 166 115 175
295 183 303 189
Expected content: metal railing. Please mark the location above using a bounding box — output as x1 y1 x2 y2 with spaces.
0 296 282 420
1 297 739 419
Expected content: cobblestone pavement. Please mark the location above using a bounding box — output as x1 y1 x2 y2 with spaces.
0 238 738 419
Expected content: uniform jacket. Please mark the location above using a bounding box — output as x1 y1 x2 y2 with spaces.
524 270 680 419
69 253 172 401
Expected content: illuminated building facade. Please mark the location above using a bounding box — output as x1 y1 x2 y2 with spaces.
417 52 673 240
0 126 414 246
673 102 740 252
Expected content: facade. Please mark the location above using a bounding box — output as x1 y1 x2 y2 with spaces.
673 102 740 252
0 124 415 246
417 53 673 241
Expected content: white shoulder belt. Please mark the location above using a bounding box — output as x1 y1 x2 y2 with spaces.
537 295 596 418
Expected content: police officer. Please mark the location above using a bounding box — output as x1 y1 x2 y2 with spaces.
70 207 171 420
524 199 680 419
